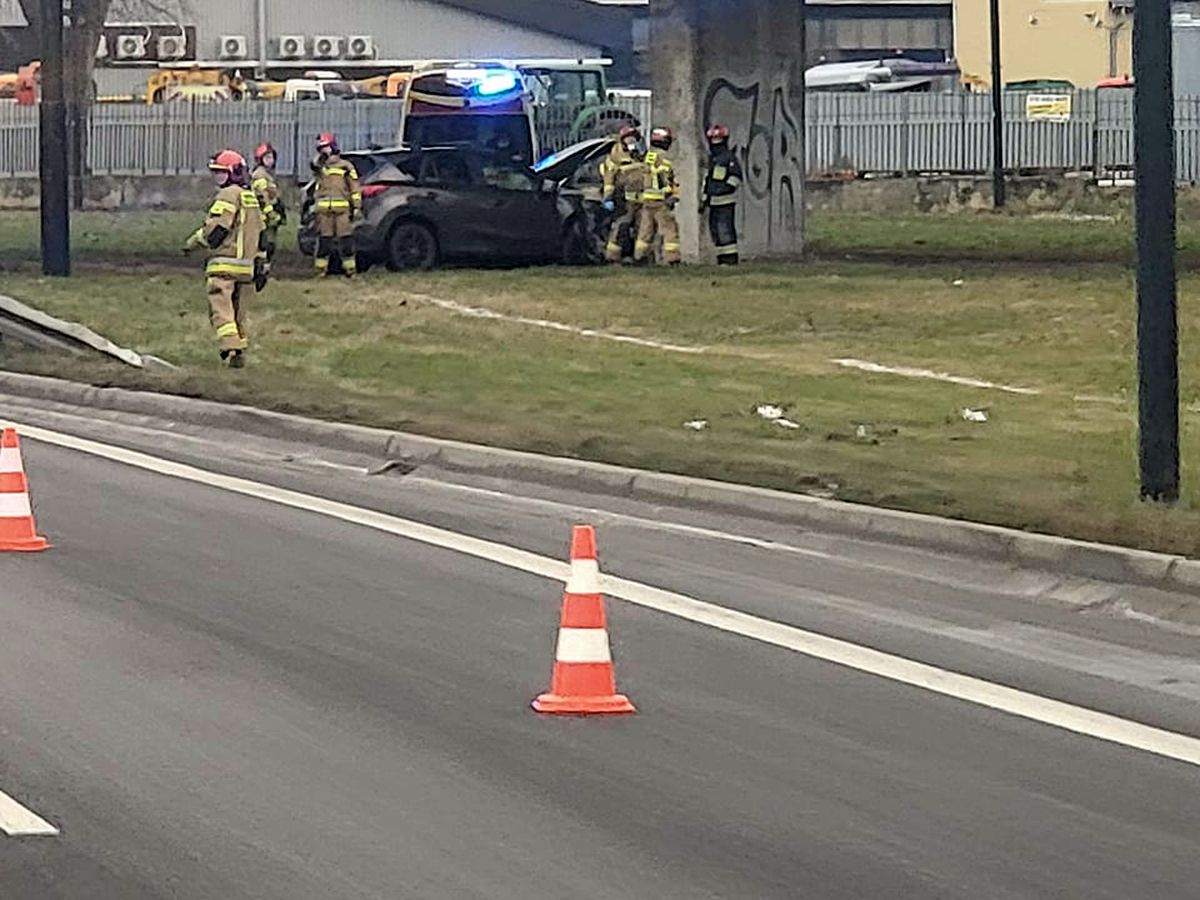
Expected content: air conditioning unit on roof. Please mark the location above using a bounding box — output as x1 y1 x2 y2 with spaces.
115 34 148 61
312 35 343 60
277 34 306 59
157 35 187 61
346 35 375 60
219 35 249 60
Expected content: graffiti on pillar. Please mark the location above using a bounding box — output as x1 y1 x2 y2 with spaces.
702 76 802 253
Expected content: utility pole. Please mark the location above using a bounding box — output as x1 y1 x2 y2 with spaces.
989 0 1005 208
39 0 71 276
1134 0 1179 501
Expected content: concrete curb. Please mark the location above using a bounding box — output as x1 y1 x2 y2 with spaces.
1 369 1198 598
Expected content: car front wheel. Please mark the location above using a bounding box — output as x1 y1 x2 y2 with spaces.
561 218 598 266
386 221 439 272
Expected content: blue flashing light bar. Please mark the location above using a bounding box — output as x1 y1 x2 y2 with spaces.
474 72 520 96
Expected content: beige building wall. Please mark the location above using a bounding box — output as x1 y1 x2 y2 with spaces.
953 0 1133 88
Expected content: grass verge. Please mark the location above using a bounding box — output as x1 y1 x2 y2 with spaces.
3 260 1200 557
806 211 1200 266
3 208 1198 268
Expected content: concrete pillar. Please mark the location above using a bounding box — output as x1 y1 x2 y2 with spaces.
651 0 805 261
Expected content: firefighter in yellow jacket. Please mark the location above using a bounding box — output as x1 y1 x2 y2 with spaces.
251 142 284 271
183 149 265 369
311 132 361 277
634 127 681 266
600 125 645 263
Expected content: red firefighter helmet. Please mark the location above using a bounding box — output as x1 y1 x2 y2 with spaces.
254 142 277 164
706 124 730 143
208 149 248 184
316 132 338 153
649 126 674 150
618 124 642 141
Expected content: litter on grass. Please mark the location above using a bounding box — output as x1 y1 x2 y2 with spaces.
756 404 801 429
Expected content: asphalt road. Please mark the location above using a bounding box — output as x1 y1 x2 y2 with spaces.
1 404 1199 898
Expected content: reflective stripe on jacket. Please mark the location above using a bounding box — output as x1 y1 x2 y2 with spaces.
313 153 362 215
602 145 645 203
703 146 743 206
641 149 677 202
251 164 282 228
201 186 263 283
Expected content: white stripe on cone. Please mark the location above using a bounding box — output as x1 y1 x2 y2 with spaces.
565 558 601 594
0 493 33 518
0 447 22 473
555 627 613 664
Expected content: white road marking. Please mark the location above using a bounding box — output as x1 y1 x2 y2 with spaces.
0 790 58 836
9 419 1200 770
832 358 1041 395
407 292 708 355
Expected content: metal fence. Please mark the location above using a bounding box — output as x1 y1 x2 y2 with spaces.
4 90 1200 181
0 94 655 179
805 89 1200 181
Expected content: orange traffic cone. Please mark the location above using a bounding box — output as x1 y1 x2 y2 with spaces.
533 524 635 715
0 428 49 552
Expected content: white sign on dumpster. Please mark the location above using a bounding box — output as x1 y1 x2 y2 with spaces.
1025 93 1072 122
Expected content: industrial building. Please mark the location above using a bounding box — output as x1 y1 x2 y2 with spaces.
953 0 1133 88
0 0 646 92
805 0 954 65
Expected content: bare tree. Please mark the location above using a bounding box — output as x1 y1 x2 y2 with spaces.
18 0 188 103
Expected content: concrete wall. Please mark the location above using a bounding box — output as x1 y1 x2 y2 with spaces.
651 0 805 261
953 0 1133 88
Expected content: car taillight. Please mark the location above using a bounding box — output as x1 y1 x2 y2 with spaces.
361 184 390 198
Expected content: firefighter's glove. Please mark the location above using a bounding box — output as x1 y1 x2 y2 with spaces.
602 199 616 212
665 196 678 211
182 228 204 254
254 271 269 292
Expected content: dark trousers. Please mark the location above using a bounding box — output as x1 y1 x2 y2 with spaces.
707 203 739 265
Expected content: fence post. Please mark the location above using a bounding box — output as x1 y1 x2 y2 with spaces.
190 97 199 175
292 111 302 181
833 92 842 168
901 91 911 177
161 97 171 176
959 91 967 173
